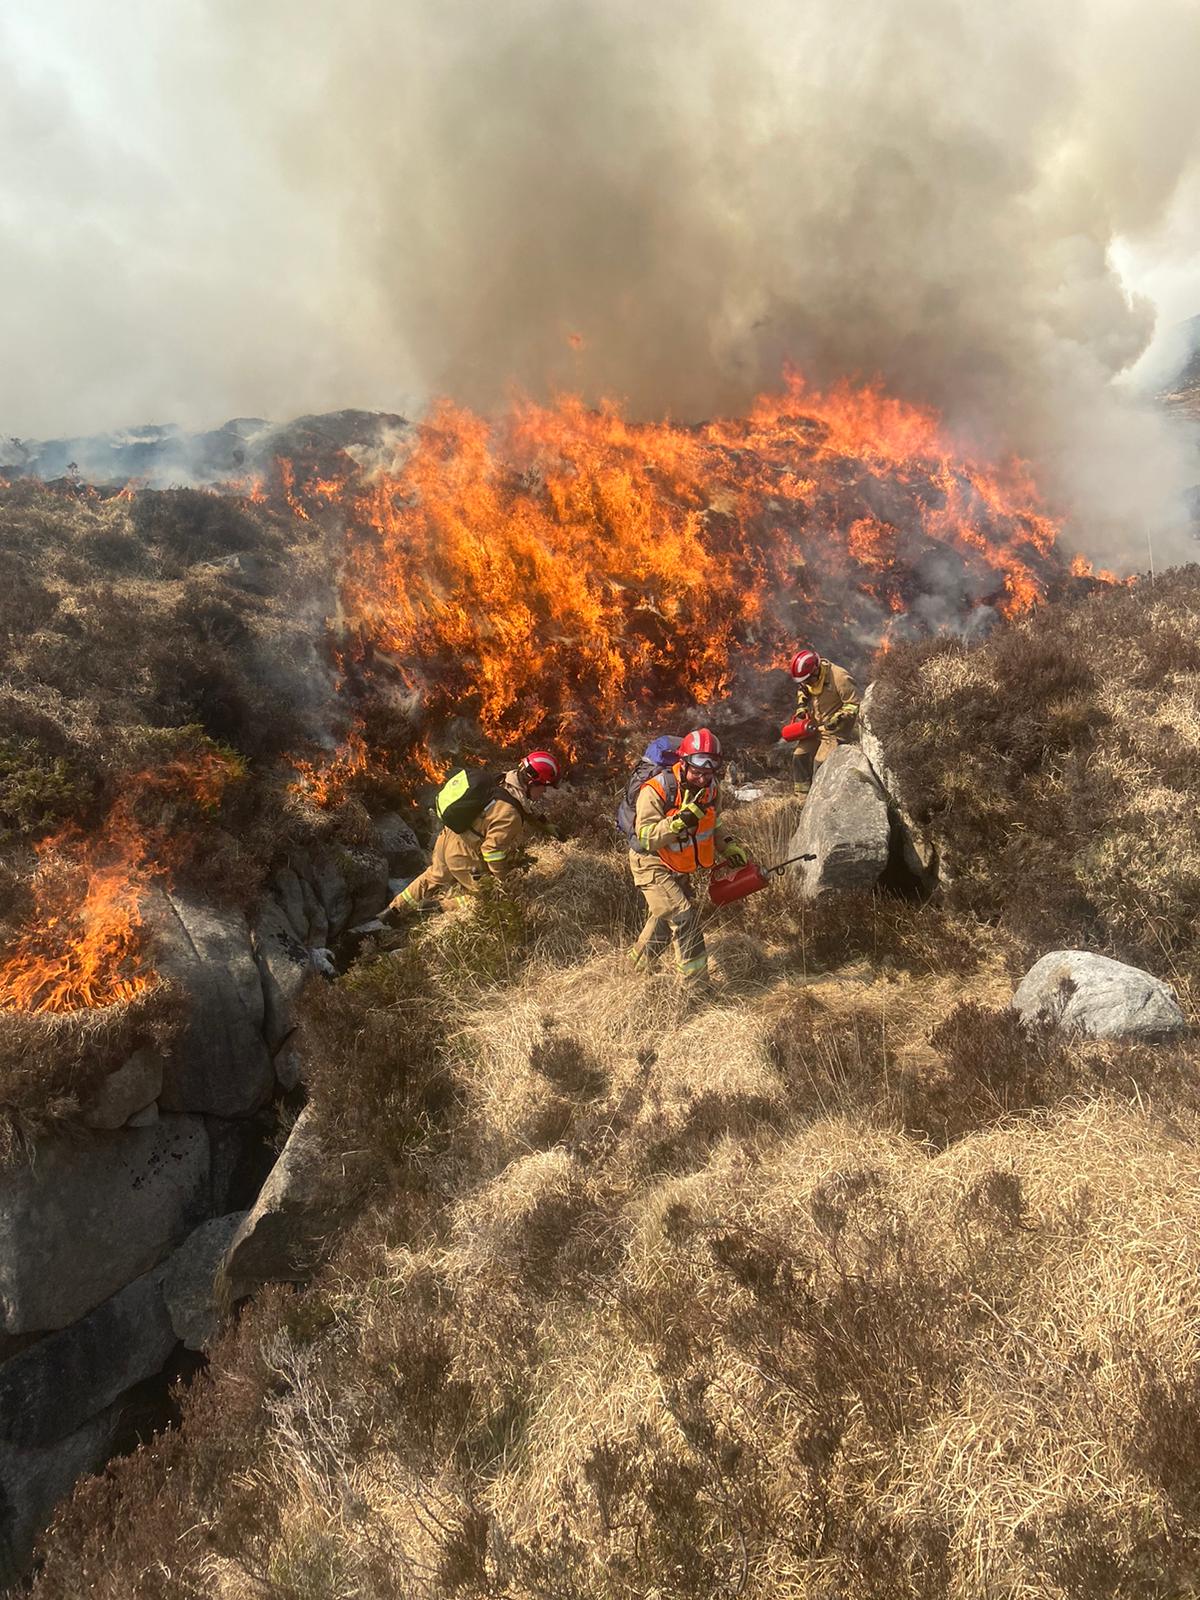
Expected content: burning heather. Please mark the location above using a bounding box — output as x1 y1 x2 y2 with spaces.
0 749 242 1015
288 374 1085 777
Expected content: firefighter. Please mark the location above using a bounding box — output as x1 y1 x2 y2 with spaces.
784 648 860 799
627 728 749 986
387 750 562 915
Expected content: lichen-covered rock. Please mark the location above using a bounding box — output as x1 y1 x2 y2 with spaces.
160 1212 247 1350
0 1270 175 1449
81 1046 163 1131
146 889 274 1117
0 1117 209 1333
788 746 892 897
1013 950 1187 1040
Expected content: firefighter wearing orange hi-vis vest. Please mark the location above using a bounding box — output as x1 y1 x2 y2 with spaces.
626 729 749 987
782 648 860 799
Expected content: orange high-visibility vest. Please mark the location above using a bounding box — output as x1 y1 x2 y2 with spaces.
646 766 717 874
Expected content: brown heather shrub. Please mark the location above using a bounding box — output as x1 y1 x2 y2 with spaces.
869 566 1200 996
0 983 184 1162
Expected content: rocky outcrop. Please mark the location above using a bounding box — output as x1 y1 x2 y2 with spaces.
1013 951 1188 1041
222 1108 346 1298
147 890 275 1118
161 1212 247 1350
253 900 312 1056
0 810 411 1572
0 1271 175 1450
859 685 938 889
0 1117 209 1334
787 746 892 897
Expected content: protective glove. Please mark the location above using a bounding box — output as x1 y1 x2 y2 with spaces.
671 796 706 833
722 840 750 867
827 703 859 732
537 820 568 842
781 717 817 742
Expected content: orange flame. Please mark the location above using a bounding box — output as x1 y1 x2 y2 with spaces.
290 373 1066 760
0 750 241 1014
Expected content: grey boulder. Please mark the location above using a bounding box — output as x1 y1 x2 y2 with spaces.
371 811 423 867
1013 950 1187 1040
788 745 892 897
0 1116 209 1333
859 685 938 887
0 1269 175 1449
81 1046 163 1131
221 1108 345 1298
253 900 311 1052
146 889 275 1117
160 1212 247 1350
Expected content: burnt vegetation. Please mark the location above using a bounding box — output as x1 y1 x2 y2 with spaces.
16 527 1200 1595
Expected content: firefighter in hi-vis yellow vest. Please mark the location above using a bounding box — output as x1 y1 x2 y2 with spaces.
627 729 749 986
387 750 562 914
782 648 859 799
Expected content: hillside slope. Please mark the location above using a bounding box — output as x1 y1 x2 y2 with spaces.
25 571 1200 1600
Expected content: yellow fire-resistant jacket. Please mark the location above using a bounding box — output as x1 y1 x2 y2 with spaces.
629 773 737 887
796 661 860 733
442 770 531 881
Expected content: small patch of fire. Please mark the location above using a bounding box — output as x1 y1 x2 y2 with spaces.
0 750 242 1015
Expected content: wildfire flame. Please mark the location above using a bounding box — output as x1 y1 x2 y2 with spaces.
288 372 1067 768
0 750 241 1015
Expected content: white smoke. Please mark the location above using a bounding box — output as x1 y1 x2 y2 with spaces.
2 0 1198 567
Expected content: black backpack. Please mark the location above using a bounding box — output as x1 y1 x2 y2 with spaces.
435 768 504 835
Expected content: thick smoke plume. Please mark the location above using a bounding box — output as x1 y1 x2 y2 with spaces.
3 0 1199 564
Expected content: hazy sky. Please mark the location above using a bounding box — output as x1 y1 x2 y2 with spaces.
2 0 1199 564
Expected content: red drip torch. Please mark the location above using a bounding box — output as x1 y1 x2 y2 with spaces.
708 853 817 906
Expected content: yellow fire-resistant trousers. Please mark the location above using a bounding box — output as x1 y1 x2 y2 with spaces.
792 730 840 796
627 852 707 981
393 829 482 911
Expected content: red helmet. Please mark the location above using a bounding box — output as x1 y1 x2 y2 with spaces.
790 648 821 683
520 749 561 788
677 728 723 775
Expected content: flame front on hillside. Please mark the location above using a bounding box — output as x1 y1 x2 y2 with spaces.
284 373 1075 772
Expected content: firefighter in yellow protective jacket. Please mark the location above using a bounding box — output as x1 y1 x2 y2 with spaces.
627 729 749 986
387 750 562 914
782 648 860 799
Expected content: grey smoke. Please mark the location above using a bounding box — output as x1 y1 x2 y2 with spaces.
2 0 1199 566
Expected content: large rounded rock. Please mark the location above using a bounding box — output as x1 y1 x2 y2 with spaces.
0 1116 209 1333
859 685 938 888
788 745 892 897
145 889 274 1117
1013 951 1187 1040
161 1212 248 1350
